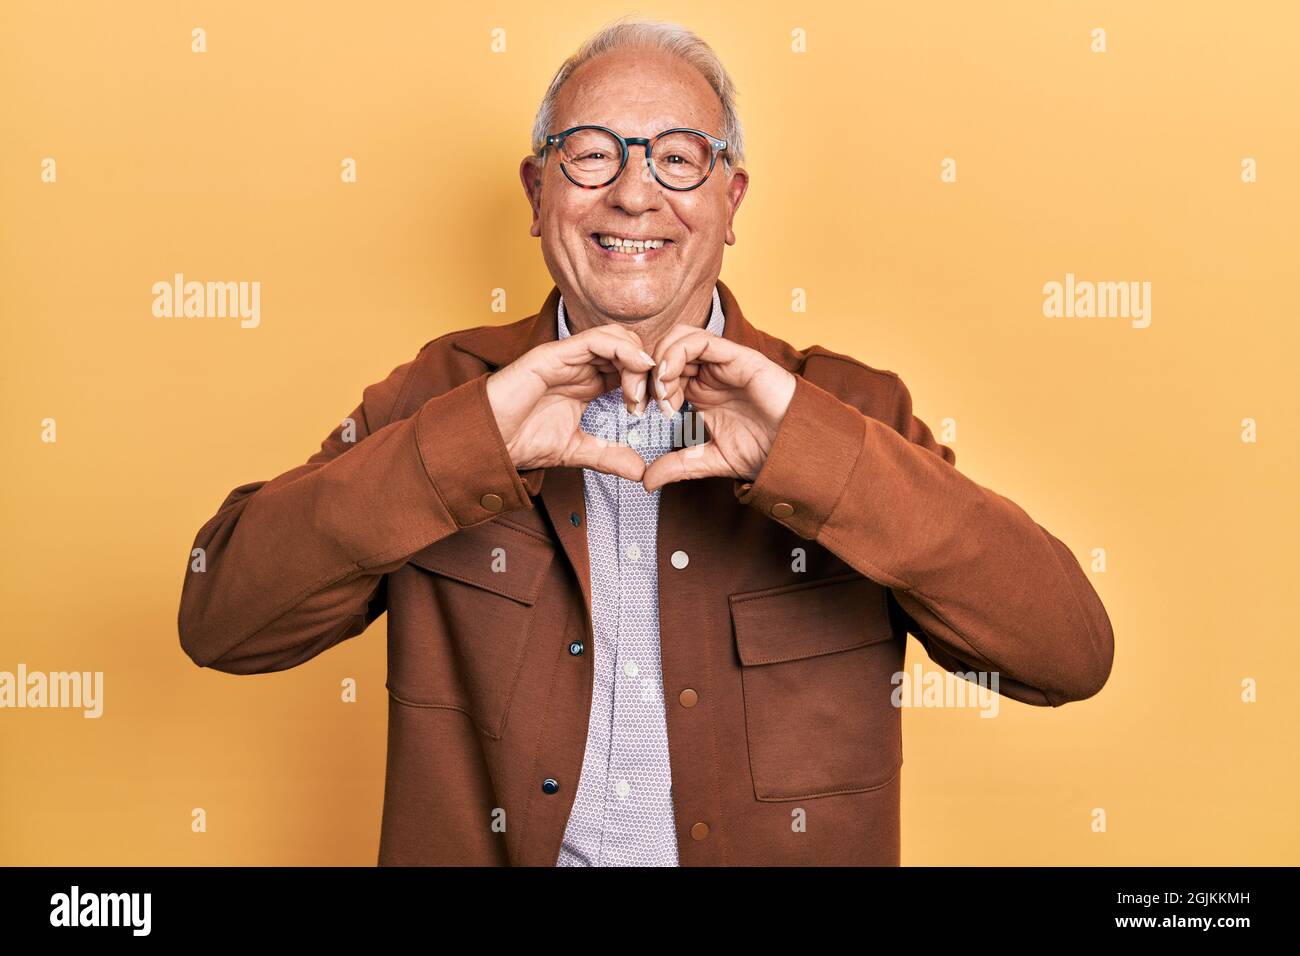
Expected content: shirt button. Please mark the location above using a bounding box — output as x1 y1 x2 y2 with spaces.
615 780 631 799
623 661 639 677
628 428 642 446
690 822 710 841
569 512 581 527
541 778 560 795
670 550 689 570
771 502 795 518
480 493 504 513
568 640 585 656
626 543 641 561
679 688 698 707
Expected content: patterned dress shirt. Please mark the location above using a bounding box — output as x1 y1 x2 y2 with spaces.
553 285 726 866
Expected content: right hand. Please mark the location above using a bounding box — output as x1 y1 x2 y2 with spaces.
485 324 655 482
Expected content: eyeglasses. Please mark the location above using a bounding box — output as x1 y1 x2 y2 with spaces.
539 125 728 191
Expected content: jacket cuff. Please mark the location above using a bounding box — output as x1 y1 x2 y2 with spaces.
734 374 866 539
414 373 533 526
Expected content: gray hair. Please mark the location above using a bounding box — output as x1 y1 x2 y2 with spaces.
529 16 745 169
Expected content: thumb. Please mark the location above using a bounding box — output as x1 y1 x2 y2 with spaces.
564 431 646 482
641 441 731 493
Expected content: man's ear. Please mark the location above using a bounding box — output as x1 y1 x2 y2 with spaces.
723 165 749 246
519 155 544 238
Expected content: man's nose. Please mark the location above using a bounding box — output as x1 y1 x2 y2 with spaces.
606 144 662 210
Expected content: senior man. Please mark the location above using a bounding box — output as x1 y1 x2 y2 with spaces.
178 19 1114 866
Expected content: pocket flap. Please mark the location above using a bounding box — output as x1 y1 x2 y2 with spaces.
730 573 892 665
406 519 555 605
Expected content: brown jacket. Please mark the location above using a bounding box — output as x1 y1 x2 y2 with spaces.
177 280 1114 866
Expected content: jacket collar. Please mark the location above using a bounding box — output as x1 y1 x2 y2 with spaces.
451 279 804 372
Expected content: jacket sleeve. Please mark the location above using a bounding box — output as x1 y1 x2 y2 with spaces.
734 369 1114 707
177 360 533 675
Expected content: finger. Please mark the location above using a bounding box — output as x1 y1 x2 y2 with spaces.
559 324 648 368
652 368 688 419
564 430 646 482
589 357 631 398
564 328 655 412
654 332 736 415
662 329 739 382
626 371 652 416
658 358 708 411
648 325 701 409
665 363 701 414
641 441 732 492
653 362 701 402
645 325 702 417
650 322 705 360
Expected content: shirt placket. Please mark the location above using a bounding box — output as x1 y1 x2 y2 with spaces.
599 404 675 865
587 397 622 865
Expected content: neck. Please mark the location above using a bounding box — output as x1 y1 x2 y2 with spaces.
563 286 714 353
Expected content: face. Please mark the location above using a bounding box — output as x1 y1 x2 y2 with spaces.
520 46 748 336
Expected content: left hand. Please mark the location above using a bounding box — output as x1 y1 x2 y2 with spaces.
641 325 797 493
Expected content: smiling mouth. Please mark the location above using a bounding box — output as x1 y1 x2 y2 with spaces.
589 233 674 260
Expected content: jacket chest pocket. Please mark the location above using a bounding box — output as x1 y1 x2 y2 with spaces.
389 519 556 739
730 573 903 801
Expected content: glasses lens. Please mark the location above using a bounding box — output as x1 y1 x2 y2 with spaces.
558 127 623 186
651 131 713 188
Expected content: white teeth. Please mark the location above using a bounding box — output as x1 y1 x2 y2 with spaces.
596 234 667 252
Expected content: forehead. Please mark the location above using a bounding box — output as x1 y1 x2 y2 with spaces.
553 45 725 136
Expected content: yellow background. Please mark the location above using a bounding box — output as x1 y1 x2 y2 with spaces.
2 1 1297 865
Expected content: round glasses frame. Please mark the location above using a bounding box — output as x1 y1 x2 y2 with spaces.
539 125 728 192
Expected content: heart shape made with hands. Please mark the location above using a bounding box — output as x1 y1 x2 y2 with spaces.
484 322 798 494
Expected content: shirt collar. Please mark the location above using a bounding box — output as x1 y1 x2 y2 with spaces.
451 280 804 374
556 285 726 341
